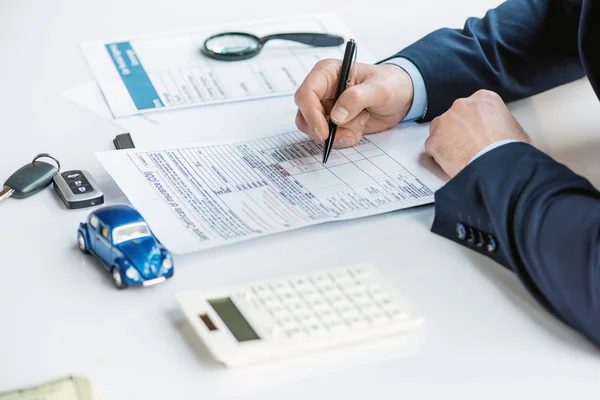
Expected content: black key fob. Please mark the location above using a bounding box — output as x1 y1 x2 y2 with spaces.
53 170 104 210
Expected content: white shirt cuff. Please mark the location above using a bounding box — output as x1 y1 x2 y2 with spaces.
384 57 427 122
469 140 519 164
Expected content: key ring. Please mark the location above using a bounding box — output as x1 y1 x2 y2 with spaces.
32 153 61 171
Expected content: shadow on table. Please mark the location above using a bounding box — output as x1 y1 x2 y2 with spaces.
167 309 423 373
550 140 600 188
462 250 600 355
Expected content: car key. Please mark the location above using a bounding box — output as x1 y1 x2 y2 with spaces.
53 169 104 209
0 153 60 201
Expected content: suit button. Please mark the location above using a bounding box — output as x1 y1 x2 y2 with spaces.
456 223 467 240
486 235 497 252
466 227 475 244
475 231 485 247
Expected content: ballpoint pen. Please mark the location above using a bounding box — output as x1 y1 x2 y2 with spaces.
322 38 357 166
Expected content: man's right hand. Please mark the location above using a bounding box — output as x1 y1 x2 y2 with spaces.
293 59 415 148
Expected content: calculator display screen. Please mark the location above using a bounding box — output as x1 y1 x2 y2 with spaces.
208 298 260 342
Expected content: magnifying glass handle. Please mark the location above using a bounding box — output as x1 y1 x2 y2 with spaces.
260 33 344 47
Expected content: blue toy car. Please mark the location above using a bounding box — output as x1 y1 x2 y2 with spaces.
77 205 174 289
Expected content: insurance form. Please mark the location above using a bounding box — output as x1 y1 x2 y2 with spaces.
96 127 447 254
80 14 363 118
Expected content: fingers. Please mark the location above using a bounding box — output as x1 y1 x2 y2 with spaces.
329 82 387 126
294 59 340 141
331 110 370 148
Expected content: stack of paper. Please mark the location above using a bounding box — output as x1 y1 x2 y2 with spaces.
66 13 447 254
0 376 101 400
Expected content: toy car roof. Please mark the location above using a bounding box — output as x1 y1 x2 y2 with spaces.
93 205 145 226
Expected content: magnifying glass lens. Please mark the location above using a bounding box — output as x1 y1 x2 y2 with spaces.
205 34 259 55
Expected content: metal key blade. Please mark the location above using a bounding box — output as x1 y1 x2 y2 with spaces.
0 187 14 202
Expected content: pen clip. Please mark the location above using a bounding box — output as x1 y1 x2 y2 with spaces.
346 44 358 87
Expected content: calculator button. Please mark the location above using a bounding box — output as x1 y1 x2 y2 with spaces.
343 282 367 295
353 293 374 306
330 270 352 281
309 302 329 314
266 325 281 338
311 274 333 288
318 308 338 322
332 298 353 311
302 292 321 303
271 281 293 294
252 284 271 296
300 315 320 327
318 282 336 293
349 290 369 302
280 291 300 303
238 291 256 301
296 285 316 294
326 319 347 332
347 317 369 330
371 314 390 325
322 286 343 298
377 296 395 308
294 310 313 322
285 327 306 339
291 277 311 291
271 308 291 321
356 300 377 314
306 323 326 336
350 267 371 281
308 297 327 309
370 289 389 301
334 278 354 290
262 296 281 308
280 318 300 331
288 302 309 314
328 292 346 304
232 292 251 303
387 307 408 320
340 307 361 320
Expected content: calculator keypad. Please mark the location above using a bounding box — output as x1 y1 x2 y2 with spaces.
246 268 404 338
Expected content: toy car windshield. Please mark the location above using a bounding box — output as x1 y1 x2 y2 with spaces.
112 222 151 245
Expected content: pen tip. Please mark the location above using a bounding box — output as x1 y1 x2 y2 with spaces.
322 162 326 166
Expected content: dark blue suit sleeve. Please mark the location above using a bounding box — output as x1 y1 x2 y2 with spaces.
387 0 584 120
433 142 600 346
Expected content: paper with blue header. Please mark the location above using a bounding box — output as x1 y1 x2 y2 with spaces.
79 14 360 118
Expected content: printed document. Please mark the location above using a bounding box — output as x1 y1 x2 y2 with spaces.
62 81 300 149
80 14 366 118
96 128 447 254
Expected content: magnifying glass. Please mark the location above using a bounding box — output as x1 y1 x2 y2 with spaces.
201 32 344 61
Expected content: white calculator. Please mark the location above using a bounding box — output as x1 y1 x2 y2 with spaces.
176 263 423 367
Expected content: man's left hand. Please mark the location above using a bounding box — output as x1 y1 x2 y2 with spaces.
426 89 532 178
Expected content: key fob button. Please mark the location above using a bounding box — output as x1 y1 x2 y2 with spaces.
71 184 92 194
63 171 82 182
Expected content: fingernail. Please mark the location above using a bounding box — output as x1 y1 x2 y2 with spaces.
331 107 348 123
339 136 354 147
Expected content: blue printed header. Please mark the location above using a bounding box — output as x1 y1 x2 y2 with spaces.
105 42 164 111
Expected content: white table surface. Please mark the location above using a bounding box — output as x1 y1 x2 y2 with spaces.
2 0 600 398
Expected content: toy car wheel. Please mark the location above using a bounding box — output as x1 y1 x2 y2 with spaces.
111 267 128 290
77 231 88 253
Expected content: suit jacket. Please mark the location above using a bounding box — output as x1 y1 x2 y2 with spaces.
389 0 600 347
